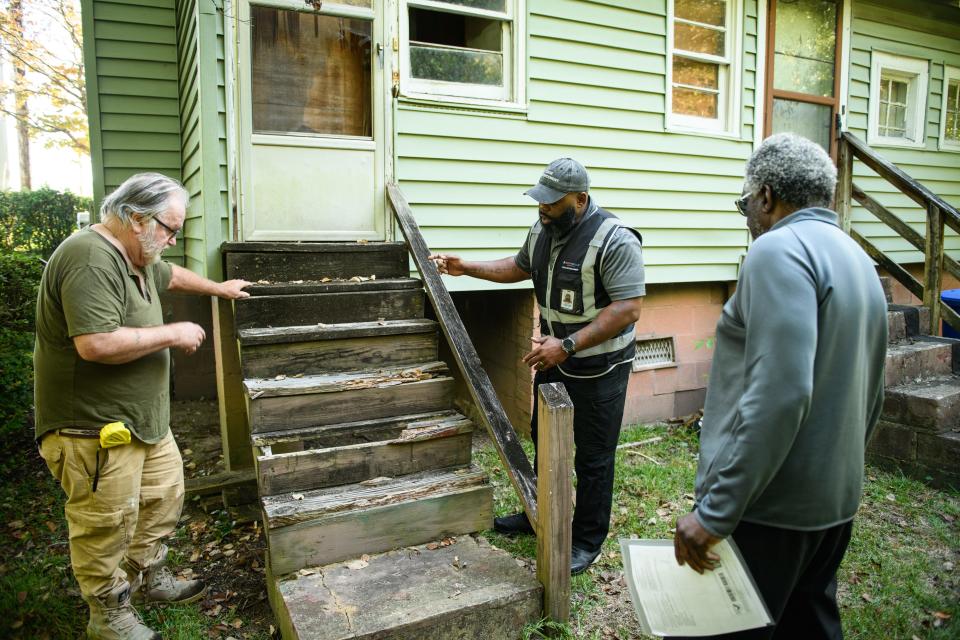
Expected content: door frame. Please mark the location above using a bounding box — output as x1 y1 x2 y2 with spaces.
761 0 847 159
230 0 394 241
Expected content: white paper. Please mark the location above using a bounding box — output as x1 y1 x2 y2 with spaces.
619 538 772 637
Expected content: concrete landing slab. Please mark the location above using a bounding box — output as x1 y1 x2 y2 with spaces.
883 376 960 431
270 535 542 640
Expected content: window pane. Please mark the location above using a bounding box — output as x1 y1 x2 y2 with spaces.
410 7 502 52
772 0 837 97
673 57 719 90
673 86 718 118
431 0 506 11
675 0 725 26
878 74 909 138
771 99 832 151
327 0 371 6
252 9 372 137
410 45 503 85
674 22 725 56
948 80 960 141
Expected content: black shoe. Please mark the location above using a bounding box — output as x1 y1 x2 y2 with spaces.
570 546 601 575
493 511 535 536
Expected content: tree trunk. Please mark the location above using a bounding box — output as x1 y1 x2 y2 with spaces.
10 0 31 190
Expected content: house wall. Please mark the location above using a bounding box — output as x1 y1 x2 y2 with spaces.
80 0 185 265
846 0 960 261
395 0 760 293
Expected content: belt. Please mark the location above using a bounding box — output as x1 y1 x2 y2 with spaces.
58 428 101 438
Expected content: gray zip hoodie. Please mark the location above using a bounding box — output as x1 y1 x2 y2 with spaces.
695 208 888 538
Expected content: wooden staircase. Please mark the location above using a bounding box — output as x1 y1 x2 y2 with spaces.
221 241 542 640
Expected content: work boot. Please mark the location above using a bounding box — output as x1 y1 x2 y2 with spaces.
84 581 160 640
123 544 206 605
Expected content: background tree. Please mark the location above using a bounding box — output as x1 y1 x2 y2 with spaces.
0 0 87 187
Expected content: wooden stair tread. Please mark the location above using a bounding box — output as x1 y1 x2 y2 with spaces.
251 410 469 447
245 277 421 297
244 361 449 398
269 536 541 640
262 466 487 528
239 319 437 347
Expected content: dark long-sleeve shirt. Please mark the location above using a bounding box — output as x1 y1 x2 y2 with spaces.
695 208 888 538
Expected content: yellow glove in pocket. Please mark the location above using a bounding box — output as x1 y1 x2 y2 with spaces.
99 421 132 448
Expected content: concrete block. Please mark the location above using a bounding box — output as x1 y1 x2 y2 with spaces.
269 536 542 640
867 421 917 462
917 431 960 471
882 377 960 432
887 311 907 343
884 341 952 387
674 388 707 417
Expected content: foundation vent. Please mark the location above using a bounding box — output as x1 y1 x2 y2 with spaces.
633 336 676 372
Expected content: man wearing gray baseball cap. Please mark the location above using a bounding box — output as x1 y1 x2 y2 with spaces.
430 158 645 574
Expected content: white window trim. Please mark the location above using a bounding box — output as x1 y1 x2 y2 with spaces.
665 0 743 138
939 65 960 153
398 0 527 109
867 51 929 149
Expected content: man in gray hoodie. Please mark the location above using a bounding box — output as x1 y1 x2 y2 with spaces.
673 133 888 639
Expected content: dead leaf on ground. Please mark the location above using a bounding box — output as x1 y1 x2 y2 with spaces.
346 559 368 570
861 593 874 603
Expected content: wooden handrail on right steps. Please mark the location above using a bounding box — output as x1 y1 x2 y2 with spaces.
388 183 572 624
836 129 960 335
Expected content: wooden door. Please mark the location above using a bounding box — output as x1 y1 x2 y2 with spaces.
763 0 843 157
238 1 385 241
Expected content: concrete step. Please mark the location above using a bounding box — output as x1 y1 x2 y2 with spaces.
868 424 960 490
234 287 424 330
244 362 454 434
239 319 439 378
882 376 960 433
254 412 474 496
222 241 408 282
267 536 541 640
262 467 493 575
887 304 930 341
884 339 953 387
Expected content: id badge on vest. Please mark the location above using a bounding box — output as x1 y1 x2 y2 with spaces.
560 289 576 312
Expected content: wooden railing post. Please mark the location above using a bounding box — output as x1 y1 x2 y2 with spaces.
535 383 573 626
924 203 945 335
835 132 853 233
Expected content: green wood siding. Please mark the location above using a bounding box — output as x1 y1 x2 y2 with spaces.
847 0 960 264
81 0 184 264
396 0 759 291
174 0 230 277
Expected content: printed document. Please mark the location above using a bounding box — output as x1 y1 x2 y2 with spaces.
619 538 772 637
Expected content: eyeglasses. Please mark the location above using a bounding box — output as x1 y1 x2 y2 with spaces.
734 193 751 216
152 216 181 239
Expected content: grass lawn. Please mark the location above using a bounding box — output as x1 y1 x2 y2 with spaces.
474 422 959 640
2 410 956 639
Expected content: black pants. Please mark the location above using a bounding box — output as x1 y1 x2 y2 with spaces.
671 520 854 640
531 363 630 553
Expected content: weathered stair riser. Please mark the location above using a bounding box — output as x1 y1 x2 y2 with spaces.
869 291 960 489
220 242 540 640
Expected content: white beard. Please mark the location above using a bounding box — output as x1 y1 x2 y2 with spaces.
139 230 167 265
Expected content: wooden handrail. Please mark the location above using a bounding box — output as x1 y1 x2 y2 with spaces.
386 183 539 527
836 130 960 335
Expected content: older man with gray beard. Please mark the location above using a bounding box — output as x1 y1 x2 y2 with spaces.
672 134 888 639
34 173 251 640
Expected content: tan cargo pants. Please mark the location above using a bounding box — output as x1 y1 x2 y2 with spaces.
39 430 184 598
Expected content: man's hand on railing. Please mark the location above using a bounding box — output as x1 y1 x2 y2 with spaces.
427 253 466 276
522 336 569 372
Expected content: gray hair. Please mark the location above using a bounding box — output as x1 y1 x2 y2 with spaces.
100 172 188 227
744 133 837 210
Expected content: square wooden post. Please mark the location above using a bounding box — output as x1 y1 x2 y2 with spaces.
212 296 253 472
924 204 944 335
535 382 573 625
835 133 853 234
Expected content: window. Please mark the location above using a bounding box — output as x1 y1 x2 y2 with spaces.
400 0 524 105
868 52 929 148
667 0 741 134
940 66 960 152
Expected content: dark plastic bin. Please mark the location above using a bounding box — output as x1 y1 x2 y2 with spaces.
942 289 960 338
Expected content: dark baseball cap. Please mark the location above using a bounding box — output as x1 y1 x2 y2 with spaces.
524 158 590 204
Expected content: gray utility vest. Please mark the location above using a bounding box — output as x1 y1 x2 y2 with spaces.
528 207 643 378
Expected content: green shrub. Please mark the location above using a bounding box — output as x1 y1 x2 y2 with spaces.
0 251 44 332
0 187 91 258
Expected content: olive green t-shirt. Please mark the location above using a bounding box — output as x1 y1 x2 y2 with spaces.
33 228 174 443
